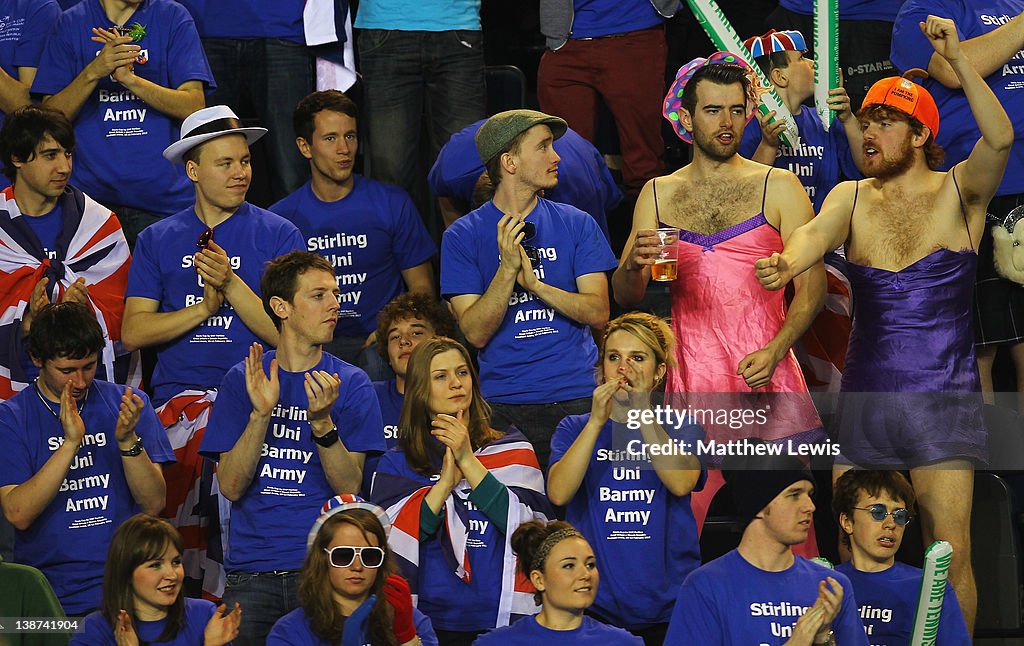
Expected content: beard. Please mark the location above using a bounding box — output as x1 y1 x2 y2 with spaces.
865 137 915 180
693 127 740 163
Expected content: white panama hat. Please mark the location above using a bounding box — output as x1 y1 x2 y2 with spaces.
162 105 267 164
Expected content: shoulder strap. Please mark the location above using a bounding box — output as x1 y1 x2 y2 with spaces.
951 166 974 251
761 168 773 213
652 179 661 223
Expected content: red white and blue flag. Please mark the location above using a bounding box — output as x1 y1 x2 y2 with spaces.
372 429 549 627
0 185 137 400
157 389 227 601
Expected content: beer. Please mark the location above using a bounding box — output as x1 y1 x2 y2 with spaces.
651 259 678 282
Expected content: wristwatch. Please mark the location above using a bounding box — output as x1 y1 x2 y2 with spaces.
813 629 836 646
120 437 144 457
312 425 339 448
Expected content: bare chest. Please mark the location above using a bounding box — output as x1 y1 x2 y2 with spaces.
849 191 952 269
660 179 766 235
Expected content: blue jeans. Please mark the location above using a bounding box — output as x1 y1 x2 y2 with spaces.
357 29 485 201
222 570 300 645
202 38 314 202
107 203 165 251
489 397 592 474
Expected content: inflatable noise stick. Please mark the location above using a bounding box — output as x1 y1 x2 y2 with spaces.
911 540 952 645
813 0 839 130
683 0 800 147
810 557 834 569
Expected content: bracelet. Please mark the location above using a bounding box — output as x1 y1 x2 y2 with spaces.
120 437 144 457
813 629 836 646
312 425 339 448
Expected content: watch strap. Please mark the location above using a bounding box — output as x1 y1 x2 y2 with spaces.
120 437 144 457
313 426 339 448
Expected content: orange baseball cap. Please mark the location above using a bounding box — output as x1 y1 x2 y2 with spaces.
862 76 940 138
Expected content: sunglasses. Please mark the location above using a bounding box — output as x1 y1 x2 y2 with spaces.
323 545 385 568
196 227 213 250
853 504 912 526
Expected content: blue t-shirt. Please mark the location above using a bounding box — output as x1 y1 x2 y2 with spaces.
740 108 861 212
371 448 509 632
270 177 436 337
570 0 663 39
175 0 305 42
550 414 706 629
666 550 869 645
891 0 1024 196
0 380 175 614
0 0 59 133
428 120 620 241
200 350 385 572
31 0 214 216
440 198 617 404
125 202 304 406
267 605 438 646
835 561 971 645
355 0 480 32
71 598 217 646
779 0 905 21
360 379 404 496
475 615 642 645
21 202 63 260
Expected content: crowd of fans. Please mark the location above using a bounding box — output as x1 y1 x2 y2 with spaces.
0 0 1021 645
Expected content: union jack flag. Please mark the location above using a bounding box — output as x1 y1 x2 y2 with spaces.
0 185 138 399
371 429 550 627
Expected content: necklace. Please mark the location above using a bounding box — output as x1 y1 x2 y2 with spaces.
33 379 88 420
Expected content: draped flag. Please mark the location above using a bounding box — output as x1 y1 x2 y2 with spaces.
0 185 138 399
372 429 550 626
158 389 228 600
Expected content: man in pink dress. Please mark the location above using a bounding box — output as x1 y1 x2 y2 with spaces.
612 54 827 547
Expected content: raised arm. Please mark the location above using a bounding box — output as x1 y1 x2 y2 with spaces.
196 240 280 346
0 384 83 530
305 371 364 494
88 28 204 120
114 389 166 515
217 345 277 501
925 11 1024 88
448 215 526 348
923 16 1014 207
547 383 616 506
42 35 140 121
612 179 661 308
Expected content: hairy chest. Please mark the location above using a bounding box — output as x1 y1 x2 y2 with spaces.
662 179 766 235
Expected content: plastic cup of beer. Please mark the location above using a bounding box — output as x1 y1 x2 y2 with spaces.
652 228 679 282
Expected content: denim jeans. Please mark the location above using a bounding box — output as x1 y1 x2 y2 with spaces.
489 397 592 474
202 38 314 202
107 203 166 251
222 570 300 645
357 29 485 203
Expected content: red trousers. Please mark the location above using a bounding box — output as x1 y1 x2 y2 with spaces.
538 26 667 194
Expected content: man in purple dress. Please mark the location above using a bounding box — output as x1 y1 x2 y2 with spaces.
754 17 1013 632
